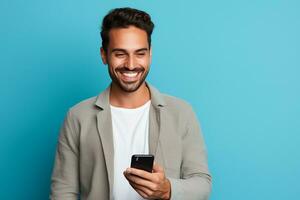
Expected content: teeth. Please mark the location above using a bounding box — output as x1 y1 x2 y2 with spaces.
122 72 138 77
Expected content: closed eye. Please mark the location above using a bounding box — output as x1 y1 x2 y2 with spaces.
115 53 126 58
136 52 146 57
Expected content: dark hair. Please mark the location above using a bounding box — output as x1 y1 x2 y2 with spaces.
101 7 154 52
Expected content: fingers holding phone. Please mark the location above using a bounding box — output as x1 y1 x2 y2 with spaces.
123 154 171 199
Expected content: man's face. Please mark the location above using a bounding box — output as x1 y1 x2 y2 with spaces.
101 26 152 92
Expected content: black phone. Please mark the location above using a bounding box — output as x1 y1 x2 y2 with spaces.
130 154 154 173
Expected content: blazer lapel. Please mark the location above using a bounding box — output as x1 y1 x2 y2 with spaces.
149 105 160 156
147 83 167 168
95 86 114 198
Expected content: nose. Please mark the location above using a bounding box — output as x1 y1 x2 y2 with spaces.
125 55 135 70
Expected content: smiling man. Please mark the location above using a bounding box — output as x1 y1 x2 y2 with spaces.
50 7 212 200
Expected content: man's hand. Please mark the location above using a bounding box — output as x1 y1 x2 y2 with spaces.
123 163 171 200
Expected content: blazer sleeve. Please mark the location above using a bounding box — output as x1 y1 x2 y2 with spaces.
50 110 80 200
168 106 212 200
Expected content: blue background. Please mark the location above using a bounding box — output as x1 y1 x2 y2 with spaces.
1 0 299 199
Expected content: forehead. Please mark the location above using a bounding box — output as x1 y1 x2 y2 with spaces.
108 26 149 51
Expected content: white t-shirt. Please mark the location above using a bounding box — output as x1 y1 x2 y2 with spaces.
110 100 151 200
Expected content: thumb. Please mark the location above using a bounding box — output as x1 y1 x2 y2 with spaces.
152 162 164 173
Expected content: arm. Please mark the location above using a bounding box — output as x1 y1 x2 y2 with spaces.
168 106 212 200
50 110 80 200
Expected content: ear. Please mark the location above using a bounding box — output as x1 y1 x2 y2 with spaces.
100 47 107 65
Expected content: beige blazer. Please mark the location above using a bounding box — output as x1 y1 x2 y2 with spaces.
50 83 212 200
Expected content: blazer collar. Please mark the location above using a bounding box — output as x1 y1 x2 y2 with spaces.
94 82 166 109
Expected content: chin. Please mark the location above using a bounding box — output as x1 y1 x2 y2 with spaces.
117 80 145 93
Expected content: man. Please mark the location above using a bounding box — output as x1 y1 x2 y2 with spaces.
50 7 212 200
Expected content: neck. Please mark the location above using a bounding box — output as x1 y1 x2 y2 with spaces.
109 82 150 108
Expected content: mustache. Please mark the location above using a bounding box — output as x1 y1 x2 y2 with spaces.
115 67 144 73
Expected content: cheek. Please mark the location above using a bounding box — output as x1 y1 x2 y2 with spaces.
138 57 150 66
108 58 124 69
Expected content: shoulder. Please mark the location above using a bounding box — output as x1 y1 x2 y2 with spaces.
158 92 201 138
163 94 192 110
67 96 99 119
148 83 196 117
149 84 194 113
160 93 196 118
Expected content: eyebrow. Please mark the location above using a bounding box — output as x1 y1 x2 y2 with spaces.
111 48 149 53
135 48 148 52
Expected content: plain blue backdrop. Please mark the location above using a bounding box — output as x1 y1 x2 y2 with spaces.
1 0 299 199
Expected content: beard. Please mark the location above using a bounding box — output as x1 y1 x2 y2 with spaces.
108 65 149 93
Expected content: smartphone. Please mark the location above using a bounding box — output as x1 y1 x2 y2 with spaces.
131 154 154 173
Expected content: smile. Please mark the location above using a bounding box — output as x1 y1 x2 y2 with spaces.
118 70 142 82
122 72 138 78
